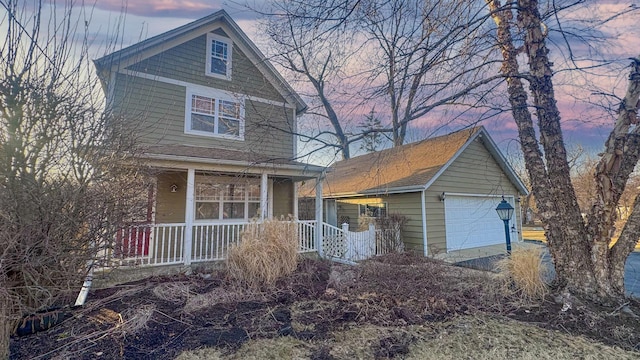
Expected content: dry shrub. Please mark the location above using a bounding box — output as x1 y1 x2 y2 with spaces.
226 218 299 288
121 304 156 335
497 247 548 302
152 282 192 304
183 287 263 313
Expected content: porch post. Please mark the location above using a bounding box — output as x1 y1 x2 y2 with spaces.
293 181 299 219
184 168 195 266
315 176 324 257
260 173 268 220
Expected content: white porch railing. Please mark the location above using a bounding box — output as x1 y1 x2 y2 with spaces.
106 220 319 268
104 220 401 268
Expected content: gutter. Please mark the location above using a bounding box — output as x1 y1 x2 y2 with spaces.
141 153 326 174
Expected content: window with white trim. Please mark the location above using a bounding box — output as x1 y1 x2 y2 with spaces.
195 175 262 221
206 33 232 79
359 203 387 218
185 89 244 139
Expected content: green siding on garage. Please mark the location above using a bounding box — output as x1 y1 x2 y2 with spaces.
335 193 424 253
424 138 521 255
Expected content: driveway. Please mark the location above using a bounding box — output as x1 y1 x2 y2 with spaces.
455 247 640 298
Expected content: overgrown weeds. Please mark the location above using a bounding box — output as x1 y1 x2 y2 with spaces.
226 218 299 289
497 247 548 302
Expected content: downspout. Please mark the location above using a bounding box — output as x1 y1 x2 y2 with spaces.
74 266 93 306
421 190 428 256
315 171 325 257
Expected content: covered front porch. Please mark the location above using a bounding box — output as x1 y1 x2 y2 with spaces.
104 154 329 267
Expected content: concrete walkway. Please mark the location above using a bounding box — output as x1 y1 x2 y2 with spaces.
434 241 542 264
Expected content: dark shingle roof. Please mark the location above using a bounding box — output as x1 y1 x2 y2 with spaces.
320 127 481 196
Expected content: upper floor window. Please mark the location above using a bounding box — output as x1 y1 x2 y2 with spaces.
185 88 244 139
206 33 232 80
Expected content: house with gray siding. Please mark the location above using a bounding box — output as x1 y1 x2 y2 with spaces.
306 127 528 256
94 10 325 266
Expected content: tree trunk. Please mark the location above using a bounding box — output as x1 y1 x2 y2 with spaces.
485 0 640 302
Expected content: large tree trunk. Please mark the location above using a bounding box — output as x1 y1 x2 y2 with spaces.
487 0 640 302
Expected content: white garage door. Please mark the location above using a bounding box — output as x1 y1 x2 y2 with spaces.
444 195 515 251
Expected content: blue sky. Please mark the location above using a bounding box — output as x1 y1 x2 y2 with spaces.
39 0 640 158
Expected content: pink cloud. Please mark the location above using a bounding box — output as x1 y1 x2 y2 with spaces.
62 0 261 20
93 0 219 18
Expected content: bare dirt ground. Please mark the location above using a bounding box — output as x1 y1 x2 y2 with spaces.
10 254 640 359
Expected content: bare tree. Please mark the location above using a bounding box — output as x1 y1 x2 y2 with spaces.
263 0 361 159
358 0 502 146
0 1 147 356
487 0 640 302
262 0 505 158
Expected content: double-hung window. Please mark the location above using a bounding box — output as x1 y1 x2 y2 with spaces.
186 89 244 139
206 33 232 79
195 175 262 221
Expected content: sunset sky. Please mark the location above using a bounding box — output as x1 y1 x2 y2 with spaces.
36 0 640 160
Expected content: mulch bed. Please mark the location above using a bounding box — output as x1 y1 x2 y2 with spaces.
10 253 640 359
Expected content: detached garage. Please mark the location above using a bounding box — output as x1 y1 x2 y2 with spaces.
444 194 516 251
304 126 528 256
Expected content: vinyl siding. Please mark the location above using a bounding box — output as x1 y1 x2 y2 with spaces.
110 73 295 159
156 172 188 223
272 178 294 217
424 138 521 255
335 193 424 253
125 32 285 103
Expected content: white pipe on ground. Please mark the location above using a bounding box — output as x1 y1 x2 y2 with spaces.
74 267 94 306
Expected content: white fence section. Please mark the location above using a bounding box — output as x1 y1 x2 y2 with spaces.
322 223 401 262
106 220 319 268
105 220 402 268
344 224 376 261
297 220 317 252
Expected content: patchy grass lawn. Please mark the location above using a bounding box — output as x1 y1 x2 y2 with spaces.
176 315 639 360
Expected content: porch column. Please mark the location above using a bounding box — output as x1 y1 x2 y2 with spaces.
260 173 268 220
183 168 195 266
293 181 299 219
315 176 324 257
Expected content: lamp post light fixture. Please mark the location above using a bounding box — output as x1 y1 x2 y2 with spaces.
495 196 514 255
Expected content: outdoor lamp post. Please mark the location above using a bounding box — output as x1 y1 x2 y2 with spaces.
495 197 514 255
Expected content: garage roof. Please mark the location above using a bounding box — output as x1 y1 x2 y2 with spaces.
312 126 528 197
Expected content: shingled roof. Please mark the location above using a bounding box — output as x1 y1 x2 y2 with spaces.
318 126 527 197
94 10 306 114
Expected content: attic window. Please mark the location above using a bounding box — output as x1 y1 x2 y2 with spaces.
206 33 232 80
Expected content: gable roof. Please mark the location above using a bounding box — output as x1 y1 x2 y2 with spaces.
94 10 306 114
317 126 528 197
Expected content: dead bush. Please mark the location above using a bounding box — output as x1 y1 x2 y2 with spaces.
226 218 299 288
497 247 548 302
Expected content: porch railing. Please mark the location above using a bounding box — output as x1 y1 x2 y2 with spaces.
105 220 401 268
107 220 319 268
